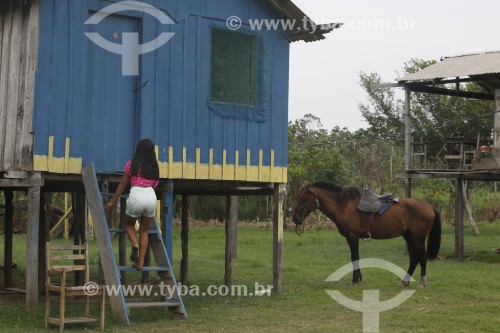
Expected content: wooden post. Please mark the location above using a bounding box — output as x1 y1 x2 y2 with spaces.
98 178 111 284
64 193 70 239
404 87 412 198
455 178 464 261
273 184 284 293
38 192 51 295
494 89 500 148
4 189 13 288
228 196 238 258
180 195 189 285
224 195 236 287
119 197 127 284
160 180 174 261
73 192 86 285
26 186 40 314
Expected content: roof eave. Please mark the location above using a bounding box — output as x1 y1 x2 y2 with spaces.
265 0 341 42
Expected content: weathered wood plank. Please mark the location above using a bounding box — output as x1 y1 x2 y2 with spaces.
0 1 13 169
26 185 40 314
47 244 86 250
4 0 23 171
49 254 86 261
0 178 43 187
14 0 29 170
126 302 181 309
19 0 39 171
82 164 130 325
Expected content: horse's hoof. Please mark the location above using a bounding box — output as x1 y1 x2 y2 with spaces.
399 280 410 288
418 277 427 288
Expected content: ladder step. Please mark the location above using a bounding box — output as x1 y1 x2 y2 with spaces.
109 228 160 234
126 301 181 309
118 266 170 272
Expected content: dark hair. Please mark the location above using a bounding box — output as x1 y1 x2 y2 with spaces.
131 139 159 180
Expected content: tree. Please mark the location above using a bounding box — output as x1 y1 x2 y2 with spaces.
287 114 349 202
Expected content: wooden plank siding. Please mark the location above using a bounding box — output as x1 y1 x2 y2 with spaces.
0 0 39 172
29 0 289 183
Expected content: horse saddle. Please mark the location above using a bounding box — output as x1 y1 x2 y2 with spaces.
357 185 393 213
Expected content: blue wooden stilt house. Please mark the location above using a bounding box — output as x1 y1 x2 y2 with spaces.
0 0 336 318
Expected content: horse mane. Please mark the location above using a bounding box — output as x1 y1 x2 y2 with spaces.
310 182 361 202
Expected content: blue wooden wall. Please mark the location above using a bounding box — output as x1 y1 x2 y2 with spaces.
33 0 289 183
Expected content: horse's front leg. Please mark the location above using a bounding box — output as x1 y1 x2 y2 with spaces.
346 236 362 285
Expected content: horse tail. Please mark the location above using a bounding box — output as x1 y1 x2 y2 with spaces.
427 208 442 261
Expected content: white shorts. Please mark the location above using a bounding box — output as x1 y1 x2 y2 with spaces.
126 186 157 218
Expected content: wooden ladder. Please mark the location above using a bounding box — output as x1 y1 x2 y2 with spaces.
82 163 187 325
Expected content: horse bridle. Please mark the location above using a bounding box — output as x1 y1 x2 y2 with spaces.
294 188 320 236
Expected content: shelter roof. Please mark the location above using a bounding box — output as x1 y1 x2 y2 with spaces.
399 51 500 85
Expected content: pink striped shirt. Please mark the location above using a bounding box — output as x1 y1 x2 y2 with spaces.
123 160 158 188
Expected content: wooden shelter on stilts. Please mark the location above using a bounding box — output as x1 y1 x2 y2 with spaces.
378 51 500 261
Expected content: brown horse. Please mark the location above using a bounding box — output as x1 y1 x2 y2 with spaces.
291 182 441 287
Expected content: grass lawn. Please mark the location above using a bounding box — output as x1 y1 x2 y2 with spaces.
1 222 500 332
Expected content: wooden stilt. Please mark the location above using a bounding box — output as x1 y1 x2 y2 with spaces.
4 189 13 288
73 192 86 285
26 186 40 314
228 196 238 258
38 192 51 295
455 178 464 261
160 180 174 261
404 87 412 198
273 184 284 294
224 195 235 287
119 197 127 284
180 195 189 285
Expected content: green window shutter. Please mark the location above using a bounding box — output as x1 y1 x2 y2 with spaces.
211 28 257 106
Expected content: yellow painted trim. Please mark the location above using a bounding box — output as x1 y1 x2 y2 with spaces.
168 146 174 178
196 148 208 179
246 149 251 180
156 145 168 179
185 150 196 180
209 148 214 179
270 150 275 182
68 158 83 174
222 150 227 178
258 150 263 182
33 138 289 182
235 150 239 180
182 147 187 177
64 138 70 173
48 136 54 172
34 155 48 171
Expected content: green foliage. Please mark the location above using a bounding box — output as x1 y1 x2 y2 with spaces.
288 114 349 187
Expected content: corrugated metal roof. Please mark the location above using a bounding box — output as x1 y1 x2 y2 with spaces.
266 0 341 42
399 51 500 82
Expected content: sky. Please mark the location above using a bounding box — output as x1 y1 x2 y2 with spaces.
289 0 500 131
